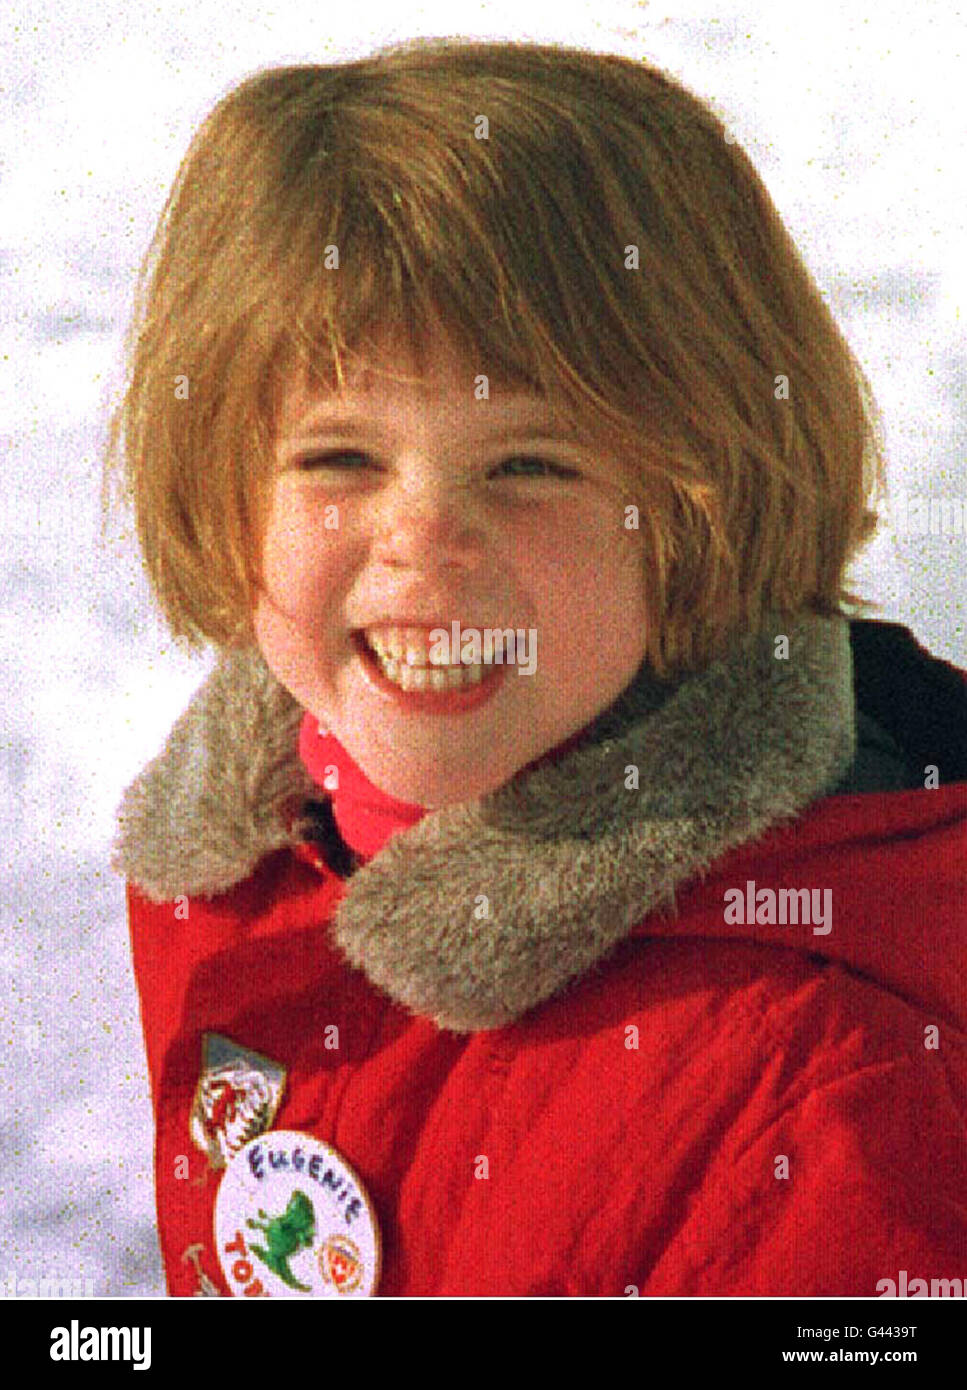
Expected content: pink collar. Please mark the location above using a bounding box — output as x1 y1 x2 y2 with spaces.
297 712 593 863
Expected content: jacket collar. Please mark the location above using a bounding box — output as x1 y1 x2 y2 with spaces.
113 611 857 1032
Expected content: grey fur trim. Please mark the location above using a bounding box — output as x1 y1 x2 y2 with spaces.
112 647 317 903
113 612 856 1033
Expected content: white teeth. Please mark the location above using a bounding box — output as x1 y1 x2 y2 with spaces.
360 624 507 692
358 629 484 690
366 627 433 665
365 626 505 666
370 654 486 692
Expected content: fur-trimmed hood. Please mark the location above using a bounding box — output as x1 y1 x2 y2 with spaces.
112 611 872 1032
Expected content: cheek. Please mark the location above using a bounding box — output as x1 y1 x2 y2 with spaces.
261 511 306 598
252 579 336 700
253 508 338 667
252 586 299 670
547 523 646 622
588 538 649 666
260 504 339 612
528 535 646 678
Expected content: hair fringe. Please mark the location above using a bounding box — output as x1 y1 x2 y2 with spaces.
103 37 888 678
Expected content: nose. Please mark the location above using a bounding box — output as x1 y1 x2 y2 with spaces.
371 479 487 572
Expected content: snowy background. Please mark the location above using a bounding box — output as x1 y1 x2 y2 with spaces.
1 0 965 1298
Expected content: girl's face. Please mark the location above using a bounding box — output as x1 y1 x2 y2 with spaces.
253 336 649 809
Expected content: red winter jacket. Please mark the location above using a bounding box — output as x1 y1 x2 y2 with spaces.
113 614 967 1297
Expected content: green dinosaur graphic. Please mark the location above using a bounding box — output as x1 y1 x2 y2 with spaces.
246 1190 316 1291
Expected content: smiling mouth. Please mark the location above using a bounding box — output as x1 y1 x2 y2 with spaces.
350 629 509 711
351 629 501 690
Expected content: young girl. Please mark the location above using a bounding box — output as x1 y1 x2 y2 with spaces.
107 37 967 1298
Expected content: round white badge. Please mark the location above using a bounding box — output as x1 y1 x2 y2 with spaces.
214 1130 381 1297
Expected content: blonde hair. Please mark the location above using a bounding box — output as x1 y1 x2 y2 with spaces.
103 36 887 679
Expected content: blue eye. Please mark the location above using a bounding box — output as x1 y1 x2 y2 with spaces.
295 452 368 470
498 456 574 478
293 451 576 479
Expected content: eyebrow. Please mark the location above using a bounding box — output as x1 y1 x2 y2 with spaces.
282 416 582 446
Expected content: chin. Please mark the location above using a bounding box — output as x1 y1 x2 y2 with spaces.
365 757 517 810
